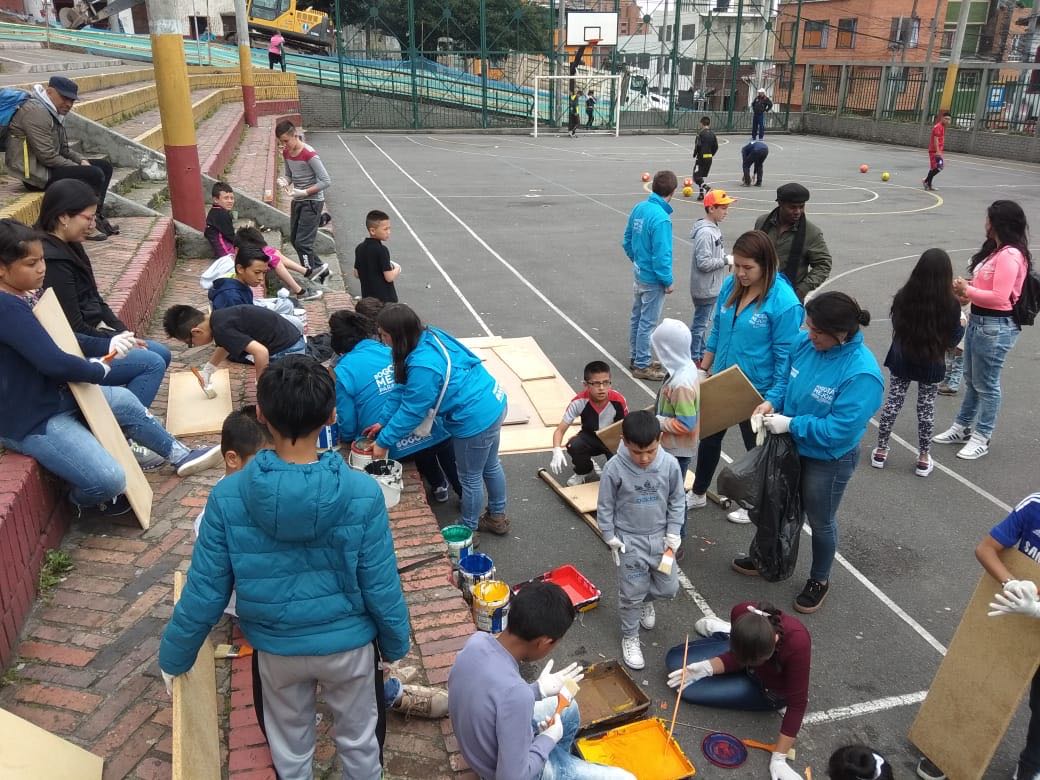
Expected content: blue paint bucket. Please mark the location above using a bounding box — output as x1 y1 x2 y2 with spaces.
457 553 496 603
317 424 339 451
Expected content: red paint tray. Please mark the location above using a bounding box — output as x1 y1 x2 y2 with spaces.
513 564 600 612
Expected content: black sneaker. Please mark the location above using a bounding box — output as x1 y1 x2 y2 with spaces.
74 495 133 520
916 757 946 780
794 579 829 613
731 556 759 576
299 288 323 301
97 215 120 235
319 212 332 227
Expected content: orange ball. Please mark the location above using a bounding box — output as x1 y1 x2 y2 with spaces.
683 177 693 187
859 164 869 173
641 172 651 182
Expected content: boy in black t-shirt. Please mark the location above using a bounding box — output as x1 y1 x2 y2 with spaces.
205 182 236 258
163 304 305 379
353 209 400 303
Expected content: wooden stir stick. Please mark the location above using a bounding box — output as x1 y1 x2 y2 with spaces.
666 633 690 750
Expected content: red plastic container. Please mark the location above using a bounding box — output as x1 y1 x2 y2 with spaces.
514 564 601 612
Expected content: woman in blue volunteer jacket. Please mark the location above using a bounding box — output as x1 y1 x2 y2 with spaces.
330 309 460 503
369 304 509 537
741 292 883 614
689 230 803 523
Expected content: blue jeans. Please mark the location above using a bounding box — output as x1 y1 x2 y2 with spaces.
453 409 507 530
943 349 964 390
271 336 307 361
752 113 765 139
665 636 783 711
689 297 716 362
0 386 183 507
955 314 1019 439
532 699 634 780
629 280 667 369
102 339 171 407
801 449 858 582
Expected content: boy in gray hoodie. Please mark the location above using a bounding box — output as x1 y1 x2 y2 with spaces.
689 189 735 363
597 411 685 671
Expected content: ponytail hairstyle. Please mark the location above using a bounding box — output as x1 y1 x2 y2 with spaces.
827 745 893 780
375 303 424 384
969 199 1031 274
729 602 783 667
328 309 376 355
805 291 871 344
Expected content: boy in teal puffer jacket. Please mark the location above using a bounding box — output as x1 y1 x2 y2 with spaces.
159 355 410 780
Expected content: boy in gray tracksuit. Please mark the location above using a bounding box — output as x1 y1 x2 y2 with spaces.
689 189 735 363
597 411 685 671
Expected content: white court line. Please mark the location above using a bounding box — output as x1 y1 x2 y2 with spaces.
802 691 928 726
336 136 493 337
359 133 965 658
677 569 716 619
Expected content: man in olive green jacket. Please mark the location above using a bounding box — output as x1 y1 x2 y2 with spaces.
754 182 831 300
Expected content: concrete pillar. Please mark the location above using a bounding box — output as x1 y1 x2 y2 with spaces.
234 0 257 126
146 0 206 230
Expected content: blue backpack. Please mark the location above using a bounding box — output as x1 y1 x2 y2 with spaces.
0 88 30 144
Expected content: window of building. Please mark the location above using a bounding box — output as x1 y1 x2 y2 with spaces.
716 0 731 12
779 21 794 47
682 23 697 40
638 53 652 69
890 16 920 48
803 20 827 48
836 18 856 48
665 25 673 41
679 57 694 75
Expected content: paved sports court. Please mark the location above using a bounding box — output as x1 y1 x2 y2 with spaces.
318 130 1040 777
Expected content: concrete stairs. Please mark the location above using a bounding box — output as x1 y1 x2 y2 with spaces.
0 42 125 74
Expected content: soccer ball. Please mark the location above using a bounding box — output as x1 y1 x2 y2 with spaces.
641 172 651 182
859 164 869 173
881 171 890 182
682 186 694 197
684 177 693 187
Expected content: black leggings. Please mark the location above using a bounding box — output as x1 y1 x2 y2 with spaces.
691 419 757 495
47 158 113 210
268 51 285 72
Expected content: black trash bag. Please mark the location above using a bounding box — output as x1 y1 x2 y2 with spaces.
717 433 803 582
305 332 335 364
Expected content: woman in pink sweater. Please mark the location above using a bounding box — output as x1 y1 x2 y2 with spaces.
934 200 1030 460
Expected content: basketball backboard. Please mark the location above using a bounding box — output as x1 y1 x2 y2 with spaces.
565 11 618 46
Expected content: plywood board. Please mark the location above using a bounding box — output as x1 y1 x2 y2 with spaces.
32 289 151 529
172 570 222 780
165 369 234 437
477 349 533 426
459 336 506 350
909 549 1040 780
523 376 575 427
0 708 103 778
492 337 556 381
499 424 558 454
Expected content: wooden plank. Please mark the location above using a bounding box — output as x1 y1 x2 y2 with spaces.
908 549 1040 780
459 335 506 350
32 289 152 529
478 349 533 426
537 468 606 544
499 425 558 455
172 571 222 780
523 376 575 427
493 337 557 381
0 708 103 779
165 369 234 437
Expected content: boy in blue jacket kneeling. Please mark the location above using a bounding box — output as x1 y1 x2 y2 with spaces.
159 355 411 780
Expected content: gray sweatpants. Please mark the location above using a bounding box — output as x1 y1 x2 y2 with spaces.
258 643 381 780
617 531 679 636
290 198 323 270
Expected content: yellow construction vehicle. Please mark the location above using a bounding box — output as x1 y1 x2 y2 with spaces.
246 0 334 55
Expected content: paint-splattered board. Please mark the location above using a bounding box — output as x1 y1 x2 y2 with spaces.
166 369 233 437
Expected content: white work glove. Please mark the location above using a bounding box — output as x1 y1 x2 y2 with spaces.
605 536 625 566
989 581 1040 619
770 752 802 780
549 447 567 475
696 368 709 383
292 188 309 199
763 414 792 435
89 357 111 377
538 714 564 744
750 413 766 446
725 253 734 266
665 534 682 553
276 176 289 189
161 670 176 696
201 362 218 384
666 659 714 692
108 331 135 359
536 659 584 697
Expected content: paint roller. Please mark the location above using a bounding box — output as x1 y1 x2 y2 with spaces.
191 367 218 400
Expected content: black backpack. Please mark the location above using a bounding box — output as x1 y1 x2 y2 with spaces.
1012 260 1040 327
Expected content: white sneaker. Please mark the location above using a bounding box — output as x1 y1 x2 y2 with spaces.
694 616 731 637
956 432 989 460
566 472 590 487
640 603 656 630
726 508 751 524
933 423 971 444
621 635 644 670
686 490 707 510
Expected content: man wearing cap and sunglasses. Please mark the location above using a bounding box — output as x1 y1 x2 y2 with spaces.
5 75 118 239
754 183 832 301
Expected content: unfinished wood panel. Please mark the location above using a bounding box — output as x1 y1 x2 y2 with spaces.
32 289 152 529
166 369 234 437
909 549 1040 780
499 424 558 454
0 708 103 778
478 349 533 426
172 571 222 780
492 337 556 381
523 376 575 427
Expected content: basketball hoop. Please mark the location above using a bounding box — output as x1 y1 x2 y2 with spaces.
586 38 601 47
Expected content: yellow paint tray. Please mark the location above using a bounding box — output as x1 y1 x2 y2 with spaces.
575 718 696 779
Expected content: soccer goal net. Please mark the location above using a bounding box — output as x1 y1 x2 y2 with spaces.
532 74 623 138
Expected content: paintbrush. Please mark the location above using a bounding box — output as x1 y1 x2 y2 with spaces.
191 367 218 400
805 767 812 780
657 548 675 575
554 678 579 717
667 633 689 750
